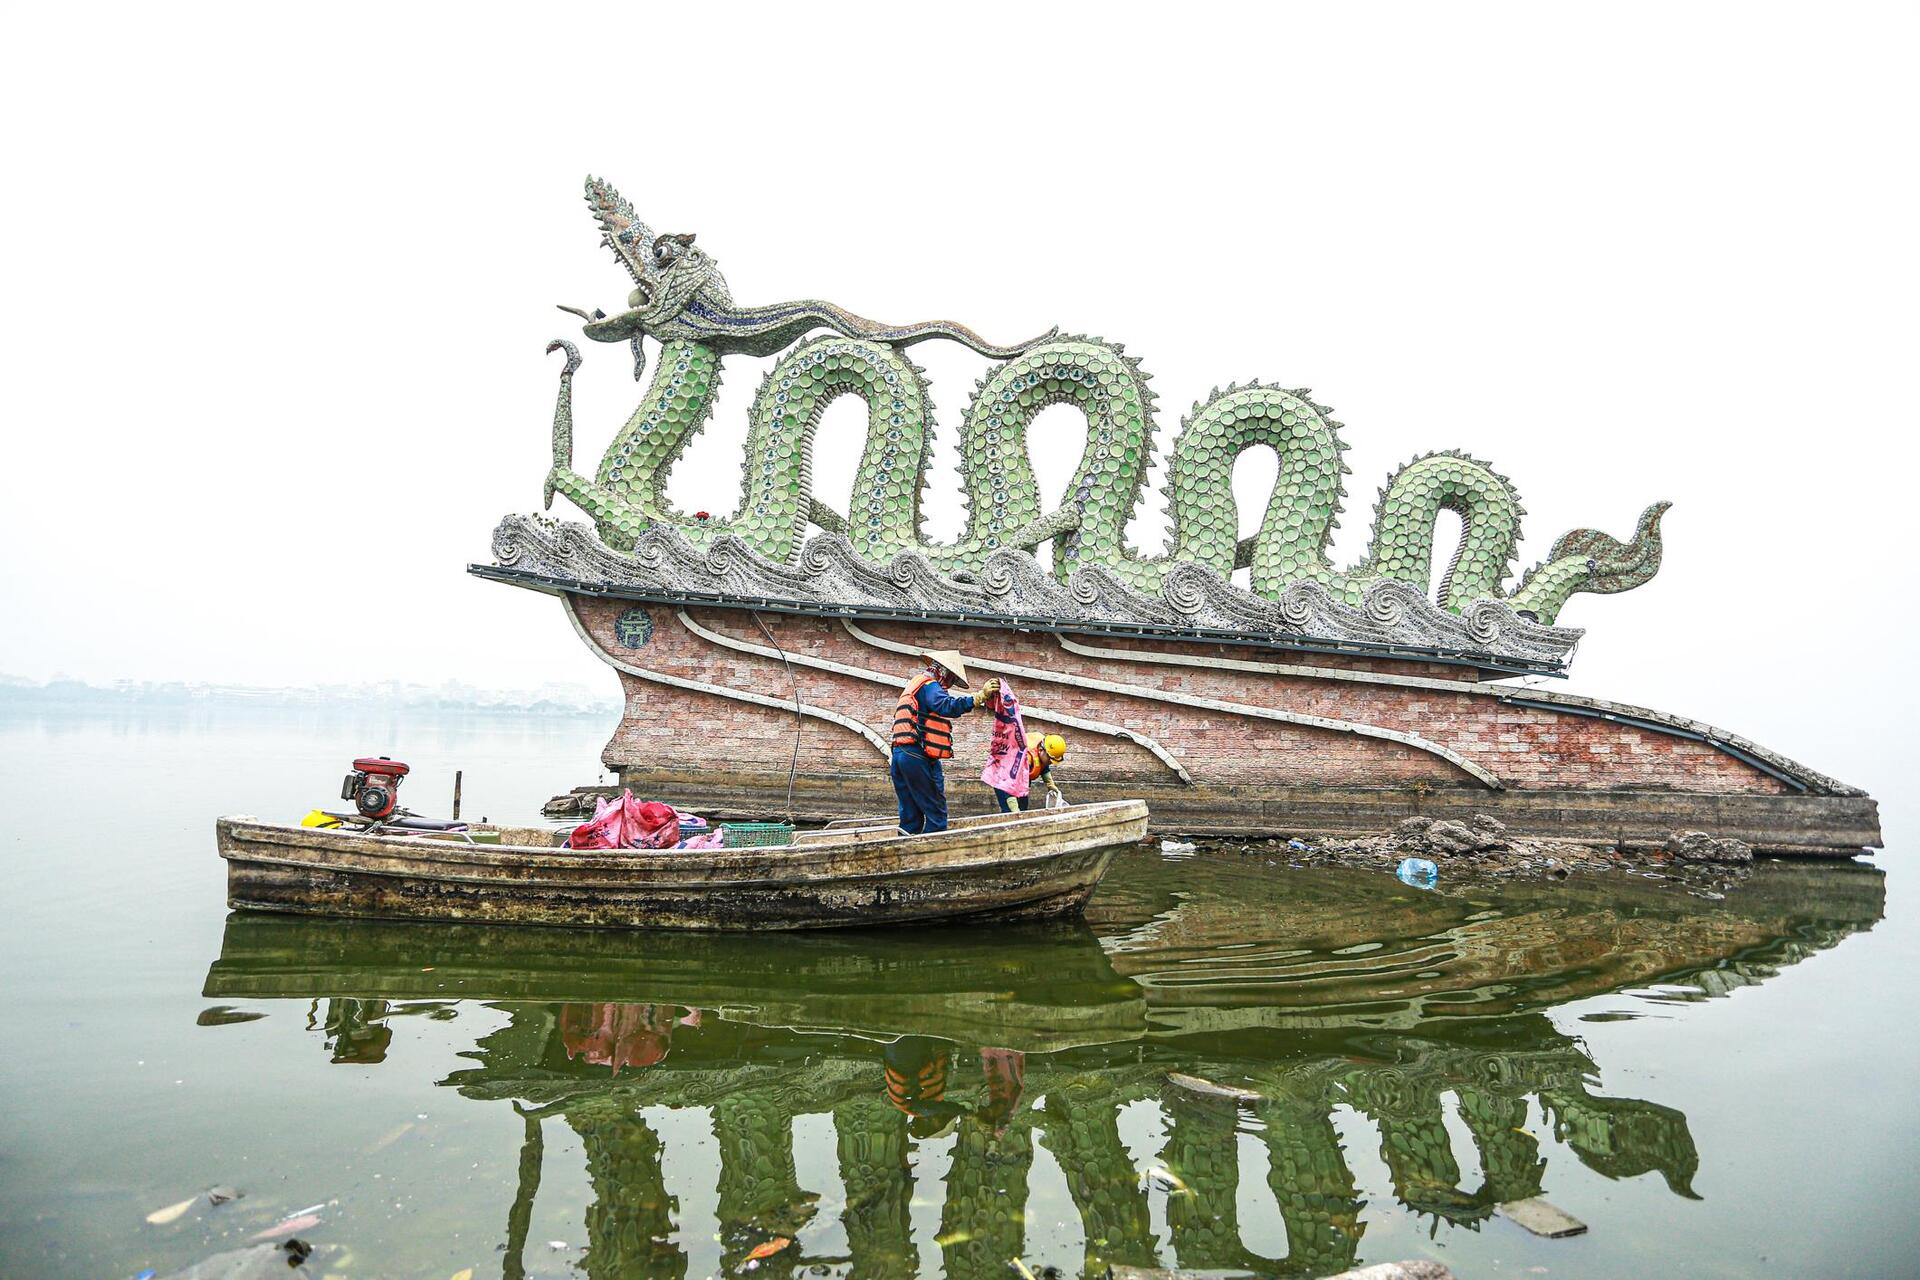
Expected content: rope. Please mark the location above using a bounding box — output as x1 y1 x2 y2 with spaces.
750 609 801 823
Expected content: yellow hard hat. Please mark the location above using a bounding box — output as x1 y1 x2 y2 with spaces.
1042 734 1067 762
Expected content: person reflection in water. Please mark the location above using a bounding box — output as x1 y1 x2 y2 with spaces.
882 1037 1027 1136
560 1003 701 1074
319 998 393 1064
976 1046 1026 1132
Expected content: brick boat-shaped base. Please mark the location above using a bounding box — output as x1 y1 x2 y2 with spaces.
554 595 1881 857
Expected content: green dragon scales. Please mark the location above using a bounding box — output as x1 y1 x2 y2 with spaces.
541 177 1666 624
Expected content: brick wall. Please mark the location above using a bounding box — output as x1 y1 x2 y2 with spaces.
572 597 1787 798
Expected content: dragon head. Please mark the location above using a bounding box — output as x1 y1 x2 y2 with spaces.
562 176 728 347
556 174 1050 366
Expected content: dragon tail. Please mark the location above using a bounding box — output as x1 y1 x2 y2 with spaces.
1508 501 1670 623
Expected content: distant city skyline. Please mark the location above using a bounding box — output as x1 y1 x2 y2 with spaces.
0 671 620 716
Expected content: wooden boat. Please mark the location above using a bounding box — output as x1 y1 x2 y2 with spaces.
214 799 1150 931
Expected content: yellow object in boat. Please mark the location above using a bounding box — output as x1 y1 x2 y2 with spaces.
301 809 343 829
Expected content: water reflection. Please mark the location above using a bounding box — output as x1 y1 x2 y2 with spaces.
203 858 1884 1279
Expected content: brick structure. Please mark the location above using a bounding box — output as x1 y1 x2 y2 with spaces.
557 595 1882 856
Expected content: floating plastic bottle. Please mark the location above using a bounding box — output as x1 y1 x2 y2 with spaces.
1395 857 1439 889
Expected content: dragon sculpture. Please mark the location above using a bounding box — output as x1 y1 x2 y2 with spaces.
540 177 1666 625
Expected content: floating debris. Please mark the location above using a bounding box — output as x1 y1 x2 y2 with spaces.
365 1121 415 1152
1142 1167 1193 1195
746 1237 792 1260
196 1006 267 1026
1498 1195 1588 1237
250 1212 321 1241
1395 857 1439 889
145 1197 196 1225
1166 1071 1263 1103
165 1239 312 1279
1262 1264 1454 1280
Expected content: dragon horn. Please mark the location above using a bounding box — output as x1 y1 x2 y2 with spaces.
583 176 656 283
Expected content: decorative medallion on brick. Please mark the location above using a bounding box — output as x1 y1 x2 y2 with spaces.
614 607 653 650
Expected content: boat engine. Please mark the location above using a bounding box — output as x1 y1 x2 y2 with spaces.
341 756 409 820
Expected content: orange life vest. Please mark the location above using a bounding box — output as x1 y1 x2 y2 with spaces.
892 674 954 759
884 1049 950 1113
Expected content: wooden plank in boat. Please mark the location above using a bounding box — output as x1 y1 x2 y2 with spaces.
792 826 898 847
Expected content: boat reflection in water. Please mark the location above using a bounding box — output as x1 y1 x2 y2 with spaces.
204 856 1884 1279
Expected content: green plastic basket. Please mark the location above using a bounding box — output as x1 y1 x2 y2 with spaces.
720 822 794 848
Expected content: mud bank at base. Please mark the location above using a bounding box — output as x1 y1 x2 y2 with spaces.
545 773 1882 859
1182 810 1856 897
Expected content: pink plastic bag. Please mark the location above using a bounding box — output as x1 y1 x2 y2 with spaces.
630 801 682 849
567 790 682 850
980 680 1030 799
568 790 635 850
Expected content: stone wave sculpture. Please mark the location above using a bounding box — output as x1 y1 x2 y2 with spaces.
492 515 1585 667
537 176 1668 629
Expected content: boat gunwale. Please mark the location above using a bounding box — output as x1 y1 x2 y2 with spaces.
220 838 1125 895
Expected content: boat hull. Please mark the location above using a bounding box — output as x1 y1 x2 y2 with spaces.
216 801 1148 931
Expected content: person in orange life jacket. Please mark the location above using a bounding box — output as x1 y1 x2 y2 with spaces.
881 1037 1026 1139
882 1036 963 1138
890 648 999 835
993 731 1067 813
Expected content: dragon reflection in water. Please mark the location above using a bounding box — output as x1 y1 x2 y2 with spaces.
206 859 1883 1279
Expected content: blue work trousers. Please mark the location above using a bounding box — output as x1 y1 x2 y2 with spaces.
891 747 948 834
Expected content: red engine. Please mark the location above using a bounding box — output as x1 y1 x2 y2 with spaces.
341 756 409 820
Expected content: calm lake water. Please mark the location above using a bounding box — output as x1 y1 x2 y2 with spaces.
1 707 1913 1280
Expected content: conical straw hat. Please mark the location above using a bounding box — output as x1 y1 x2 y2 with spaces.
923 649 971 688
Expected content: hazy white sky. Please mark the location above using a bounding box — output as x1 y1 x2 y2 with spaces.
2 4 1915 794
